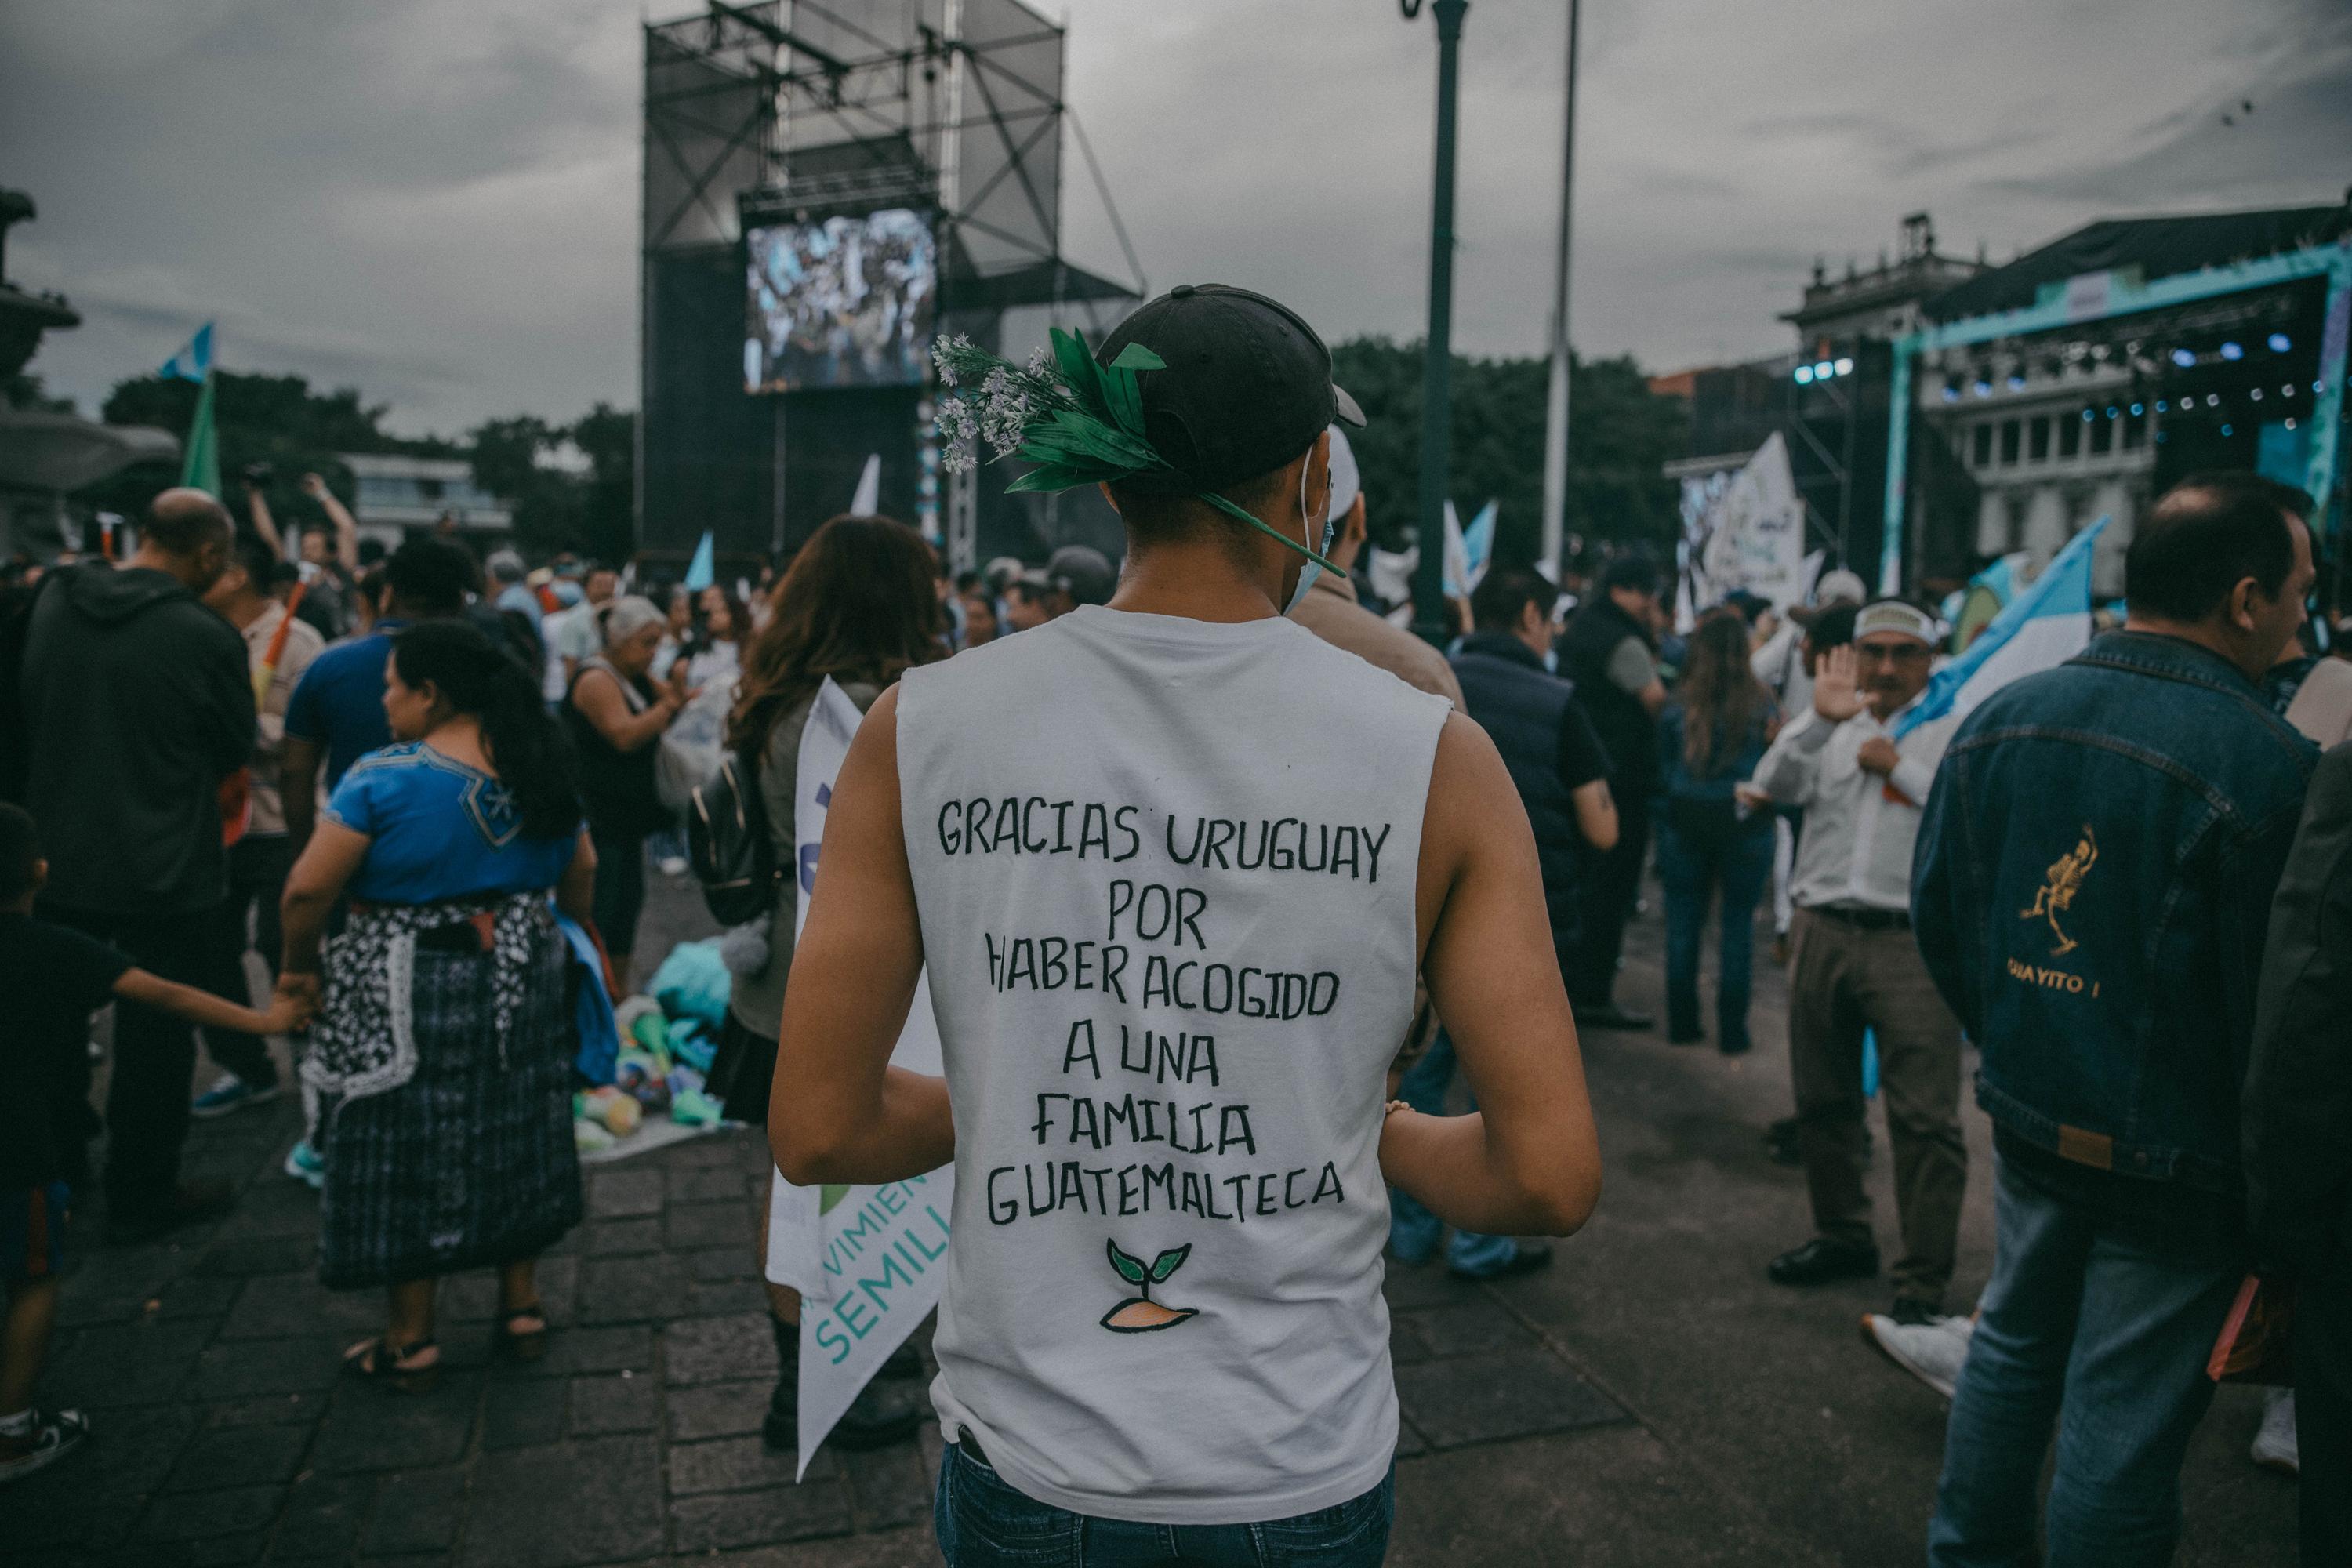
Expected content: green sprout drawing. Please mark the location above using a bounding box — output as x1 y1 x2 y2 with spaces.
1100 1239 1199 1334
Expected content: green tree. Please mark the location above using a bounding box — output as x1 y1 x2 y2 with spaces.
91 368 457 531
466 405 637 563
1330 337 1686 568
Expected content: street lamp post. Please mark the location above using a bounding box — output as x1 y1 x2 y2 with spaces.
1406 0 1468 643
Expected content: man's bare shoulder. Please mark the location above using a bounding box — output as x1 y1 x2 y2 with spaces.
1292 590 1462 706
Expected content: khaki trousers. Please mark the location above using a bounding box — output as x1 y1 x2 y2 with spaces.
1787 906 1968 1305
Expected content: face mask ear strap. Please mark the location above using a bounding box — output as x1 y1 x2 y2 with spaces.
1197 491 1342 575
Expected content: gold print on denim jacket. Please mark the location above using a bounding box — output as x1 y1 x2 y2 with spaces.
2020 826 2097 956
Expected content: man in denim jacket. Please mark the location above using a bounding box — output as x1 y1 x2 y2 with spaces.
1913 473 2317 1566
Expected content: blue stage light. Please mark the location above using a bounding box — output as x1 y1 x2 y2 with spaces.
1973 380 1991 397
2221 423 2234 437
1793 365 1813 384
2269 333 2291 353
2220 341 2243 361
1834 358 1854 377
2171 348 2197 368
2006 375 2026 391
2130 403 2143 416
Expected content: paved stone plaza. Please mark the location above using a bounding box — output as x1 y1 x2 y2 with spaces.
0 873 2299 1565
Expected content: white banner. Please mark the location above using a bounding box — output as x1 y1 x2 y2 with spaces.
1678 432 1808 626
762 677 953 1474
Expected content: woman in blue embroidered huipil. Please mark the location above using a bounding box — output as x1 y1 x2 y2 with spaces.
280 620 597 1391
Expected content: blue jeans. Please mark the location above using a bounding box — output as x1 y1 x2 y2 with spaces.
935 1441 1394 1566
1655 811 1773 1051
1927 1152 2242 1566
1385 1033 1518 1276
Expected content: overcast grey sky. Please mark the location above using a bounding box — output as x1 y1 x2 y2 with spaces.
4 0 2345 437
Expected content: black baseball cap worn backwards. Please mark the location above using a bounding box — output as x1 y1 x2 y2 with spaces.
931 283 1363 573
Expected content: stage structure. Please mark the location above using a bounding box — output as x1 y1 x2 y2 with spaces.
640 0 1141 574
1878 212 2352 596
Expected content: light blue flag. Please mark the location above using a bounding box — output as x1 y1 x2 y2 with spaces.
682 530 716 591
159 321 213 383
1894 517 2107 740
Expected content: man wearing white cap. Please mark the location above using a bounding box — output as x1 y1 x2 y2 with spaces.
1287 428 1461 705
1749 597 1966 1325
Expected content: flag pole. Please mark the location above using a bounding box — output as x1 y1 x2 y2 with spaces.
1537 0 1580 580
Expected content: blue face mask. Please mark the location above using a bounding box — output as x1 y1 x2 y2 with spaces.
1543 647 1559 675
1283 460 1335 615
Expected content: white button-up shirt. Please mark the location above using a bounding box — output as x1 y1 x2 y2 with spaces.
1752 699 1956 913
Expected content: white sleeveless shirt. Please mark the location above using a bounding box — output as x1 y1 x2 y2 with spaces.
897 604 1450 1523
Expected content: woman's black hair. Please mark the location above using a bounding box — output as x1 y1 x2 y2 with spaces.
391 619 580 840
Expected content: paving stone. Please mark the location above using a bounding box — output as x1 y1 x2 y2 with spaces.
579 1257 675 1323
270 1472 372 1558
191 1235 316 1278
665 1313 775 1386
665 1200 751 1250
669 1165 753 1203
1380 1261 1465 1312
842 1442 931 1531
45 1318 216 1406
220 1271 380 1339
685 1246 758 1283
570 1372 659 1434
362 1465 468 1554
587 1170 666 1218
168 1530 274 1565
205 1390 328 1428
1394 1413 1430 1460
666 1377 773 1442
162 1421 312 1491
1392 1346 1628 1450
482 1376 568 1450
154 1277 242 1320
310 1373 482 1472
1390 1312 1434 1366
53 1245 190 1326
136 1483 285 1541
585 1218 664 1256
668 1433 809 1495
1405 1298 1538 1359
507 1323 656 1379
670 1483 855 1552
681 1278 771 1318
459 1436 665 1568
208 1175 323 1239
187 1334 347 1399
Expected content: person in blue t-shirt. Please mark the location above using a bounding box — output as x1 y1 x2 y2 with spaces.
281 537 477 848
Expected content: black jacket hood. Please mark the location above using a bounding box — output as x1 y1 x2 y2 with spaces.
57 561 201 626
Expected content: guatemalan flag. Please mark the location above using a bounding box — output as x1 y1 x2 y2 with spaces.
1893 515 2108 741
158 322 214 383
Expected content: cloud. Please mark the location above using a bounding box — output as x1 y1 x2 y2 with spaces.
2 0 2344 435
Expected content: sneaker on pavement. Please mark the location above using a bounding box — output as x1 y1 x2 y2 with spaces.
284 1139 326 1190
0 1409 91 1486
1449 1240 1553 1283
191 1073 280 1119
1860 1312 1973 1401
2252 1388 2298 1477
657 855 689 877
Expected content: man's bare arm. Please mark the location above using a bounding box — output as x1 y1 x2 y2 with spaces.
769 684 954 1185
1572 778 1618 853
304 473 362 575
1380 713 1602 1236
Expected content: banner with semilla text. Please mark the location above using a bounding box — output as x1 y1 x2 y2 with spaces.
763 677 953 1475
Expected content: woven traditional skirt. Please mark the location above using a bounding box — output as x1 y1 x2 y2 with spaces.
318 924 582 1289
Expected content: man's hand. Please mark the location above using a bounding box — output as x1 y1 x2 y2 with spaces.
300 471 328 499
1813 644 1863 723
1856 735 1900 777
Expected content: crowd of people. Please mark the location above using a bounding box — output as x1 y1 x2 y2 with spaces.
0 280 2340 1568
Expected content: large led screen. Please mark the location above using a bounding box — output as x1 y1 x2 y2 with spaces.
744 208 936 394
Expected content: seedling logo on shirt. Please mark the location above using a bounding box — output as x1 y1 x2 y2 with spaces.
1100 1239 1197 1333
2020 825 2097 956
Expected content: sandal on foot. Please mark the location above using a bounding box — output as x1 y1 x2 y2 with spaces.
342 1336 441 1394
0 1409 92 1486
494 1305 548 1362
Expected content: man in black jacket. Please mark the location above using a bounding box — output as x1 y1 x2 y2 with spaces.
1557 554 1667 1029
22 488 256 1242
1388 566 1617 1279
2247 737 2352 1565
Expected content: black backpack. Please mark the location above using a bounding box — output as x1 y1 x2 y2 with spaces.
687 746 781 927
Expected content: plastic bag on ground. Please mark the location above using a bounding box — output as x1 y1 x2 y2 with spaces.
649 938 731 1027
